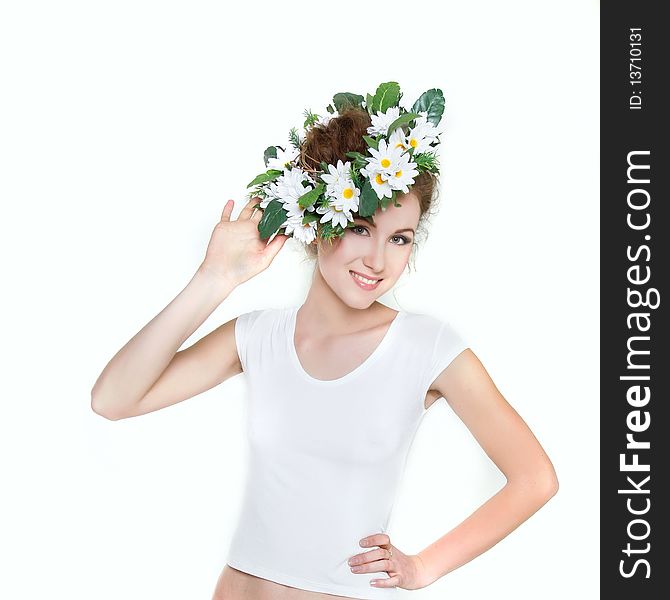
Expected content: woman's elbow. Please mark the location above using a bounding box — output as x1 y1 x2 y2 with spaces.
511 464 559 501
536 465 559 501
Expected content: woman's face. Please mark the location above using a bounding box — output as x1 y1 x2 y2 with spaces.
315 192 421 309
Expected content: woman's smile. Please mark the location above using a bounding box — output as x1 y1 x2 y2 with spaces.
349 270 382 290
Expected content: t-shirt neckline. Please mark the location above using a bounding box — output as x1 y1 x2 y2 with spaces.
287 305 405 385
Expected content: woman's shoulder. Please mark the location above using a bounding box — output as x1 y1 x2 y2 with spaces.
235 305 294 328
399 309 466 345
400 309 449 330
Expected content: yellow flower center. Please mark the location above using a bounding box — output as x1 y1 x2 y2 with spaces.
380 158 391 168
409 138 417 148
395 170 402 178
375 173 386 185
342 187 354 200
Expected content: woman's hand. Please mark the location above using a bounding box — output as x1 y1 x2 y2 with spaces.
198 197 289 288
348 533 430 590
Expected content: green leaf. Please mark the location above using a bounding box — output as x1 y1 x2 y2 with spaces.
411 88 445 126
303 109 320 129
332 92 365 113
297 183 325 209
371 82 400 114
326 104 335 114
247 169 282 188
365 93 374 113
358 178 379 217
362 135 379 150
386 112 420 136
263 146 278 167
302 211 320 225
345 151 369 170
257 200 288 240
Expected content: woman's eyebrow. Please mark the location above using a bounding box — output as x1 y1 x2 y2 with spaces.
354 219 415 234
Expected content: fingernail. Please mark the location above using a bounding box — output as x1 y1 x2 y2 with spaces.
370 580 377 586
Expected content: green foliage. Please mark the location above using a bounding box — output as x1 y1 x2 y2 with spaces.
370 82 400 114
289 127 302 150
358 178 379 217
263 146 278 167
247 169 282 188
365 93 374 113
349 164 361 187
333 92 365 113
345 151 368 171
257 199 288 240
303 109 320 129
362 135 379 150
297 183 325 209
411 88 445 126
319 221 346 242
413 151 440 174
302 211 320 225
386 112 420 136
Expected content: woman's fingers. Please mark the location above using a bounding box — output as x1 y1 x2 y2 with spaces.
238 196 261 221
262 233 289 260
220 199 234 222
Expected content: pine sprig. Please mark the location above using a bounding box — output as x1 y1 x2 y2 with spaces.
289 127 302 150
413 151 440 174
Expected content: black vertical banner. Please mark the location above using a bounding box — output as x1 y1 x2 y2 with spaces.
601 3 668 597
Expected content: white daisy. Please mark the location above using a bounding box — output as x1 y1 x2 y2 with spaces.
387 126 409 153
266 145 300 170
283 197 316 219
386 153 419 194
268 167 313 204
321 160 352 195
364 169 393 200
366 106 401 137
328 180 360 214
283 212 318 244
406 123 439 154
414 110 443 135
316 202 354 230
407 112 440 153
366 138 404 174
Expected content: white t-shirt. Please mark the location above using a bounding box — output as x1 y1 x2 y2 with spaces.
226 305 468 599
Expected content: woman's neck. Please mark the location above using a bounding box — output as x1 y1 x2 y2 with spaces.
298 264 392 335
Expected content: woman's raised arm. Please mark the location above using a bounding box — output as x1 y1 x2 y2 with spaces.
90 198 288 420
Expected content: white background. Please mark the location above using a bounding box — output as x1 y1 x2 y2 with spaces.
0 1 599 598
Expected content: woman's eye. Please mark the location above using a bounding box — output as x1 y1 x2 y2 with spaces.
352 225 368 235
392 235 411 245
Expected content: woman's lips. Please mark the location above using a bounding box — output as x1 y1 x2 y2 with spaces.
349 270 382 290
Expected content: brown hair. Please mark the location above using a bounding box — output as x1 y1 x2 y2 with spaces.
298 108 441 271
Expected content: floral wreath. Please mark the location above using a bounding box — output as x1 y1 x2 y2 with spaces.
246 81 445 245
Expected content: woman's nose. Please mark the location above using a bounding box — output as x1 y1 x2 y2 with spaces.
362 242 385 273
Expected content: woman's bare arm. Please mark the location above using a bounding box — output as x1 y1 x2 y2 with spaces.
416 349 559 586
90 197 289 421
90 270 236 420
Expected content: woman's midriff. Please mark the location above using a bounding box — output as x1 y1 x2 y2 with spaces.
212 564 360 600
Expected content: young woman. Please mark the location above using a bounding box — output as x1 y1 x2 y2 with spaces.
91 101 558 600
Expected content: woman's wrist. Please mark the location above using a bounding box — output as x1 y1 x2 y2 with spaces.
193 264 238 302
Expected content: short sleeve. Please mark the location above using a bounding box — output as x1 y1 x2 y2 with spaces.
421 321 469 400
234 309 263 373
